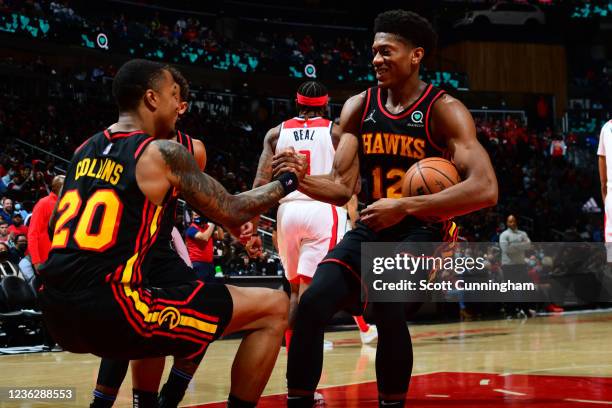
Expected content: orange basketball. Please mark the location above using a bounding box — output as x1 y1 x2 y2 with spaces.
402 157 461 197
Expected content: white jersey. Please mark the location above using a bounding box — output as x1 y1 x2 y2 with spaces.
598 120 612 197
276 116 335 203
597 120 612 245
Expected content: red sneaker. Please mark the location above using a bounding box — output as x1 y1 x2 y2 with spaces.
545 304 564 313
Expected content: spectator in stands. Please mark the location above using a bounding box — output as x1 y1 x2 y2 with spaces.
0 221 9 243
0 197 13 224
500 215 534 318
9 234 34 281
27 175 64 271
8 213 27 240
185 211 216 282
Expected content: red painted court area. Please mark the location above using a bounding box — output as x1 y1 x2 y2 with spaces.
193 372 612 407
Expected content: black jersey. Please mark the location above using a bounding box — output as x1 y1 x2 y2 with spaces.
41 129 168 291
359 83 447 205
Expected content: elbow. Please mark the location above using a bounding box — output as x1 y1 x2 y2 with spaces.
485 183 498 207
332 189 353 207
333 194 352 207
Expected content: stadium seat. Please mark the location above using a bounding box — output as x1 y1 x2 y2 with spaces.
0 276 36 312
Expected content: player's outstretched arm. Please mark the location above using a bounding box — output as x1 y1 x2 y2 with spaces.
272 93 364 207
136 139 305 230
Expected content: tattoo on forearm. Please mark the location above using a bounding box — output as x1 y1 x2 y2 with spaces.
156 140 285 227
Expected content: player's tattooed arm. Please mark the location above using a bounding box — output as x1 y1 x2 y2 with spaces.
272 92 364 207
138 140 303 230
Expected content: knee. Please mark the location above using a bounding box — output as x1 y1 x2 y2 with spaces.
294 288 329 326
266 290 289 333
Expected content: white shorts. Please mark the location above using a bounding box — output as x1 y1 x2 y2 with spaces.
605 197 612 261
277 200 348 283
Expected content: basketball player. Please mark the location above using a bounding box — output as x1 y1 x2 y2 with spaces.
250 81 376 350
39 59 306 408
273 10 498 407
91 69 211 408
597 119 612 260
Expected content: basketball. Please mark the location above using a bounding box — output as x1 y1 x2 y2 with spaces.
402 157 461 197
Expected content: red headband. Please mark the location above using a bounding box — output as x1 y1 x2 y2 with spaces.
296 93 328 106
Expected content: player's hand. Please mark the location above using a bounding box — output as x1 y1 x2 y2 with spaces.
238 222 254 245
359 198 407 231
246 235 263 258
272 147 308 181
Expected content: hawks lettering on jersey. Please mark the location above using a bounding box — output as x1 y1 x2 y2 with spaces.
359 84 446 203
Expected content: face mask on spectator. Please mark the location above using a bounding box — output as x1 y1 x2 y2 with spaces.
16 242 27 252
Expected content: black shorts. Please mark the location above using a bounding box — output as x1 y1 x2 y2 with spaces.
320 218 452 315
40 279 233 360
146 239 197 287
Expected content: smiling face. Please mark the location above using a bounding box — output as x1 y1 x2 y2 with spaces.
371 32 424 89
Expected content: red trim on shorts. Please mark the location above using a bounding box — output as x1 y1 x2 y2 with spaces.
134 137 155 159
425 90 446 153
111 284 216 343
328 205 339 251
185 342 209 360
319 258 369 315
111 284 147 336
377 85 432 120
151 281 205 306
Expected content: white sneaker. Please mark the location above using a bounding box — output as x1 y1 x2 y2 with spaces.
314 391 325 405
360 325 378 344
323 340 333 350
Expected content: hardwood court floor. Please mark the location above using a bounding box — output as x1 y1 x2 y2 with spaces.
1 311 612 407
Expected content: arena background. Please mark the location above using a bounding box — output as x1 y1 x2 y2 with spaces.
0 0 611 406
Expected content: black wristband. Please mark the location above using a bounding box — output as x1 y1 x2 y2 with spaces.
276 172 299 196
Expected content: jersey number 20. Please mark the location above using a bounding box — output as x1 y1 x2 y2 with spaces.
51 189 123 251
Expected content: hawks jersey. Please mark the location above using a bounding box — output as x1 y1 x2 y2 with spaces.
359 83 447 205
41 129 168 291
276 116 335 203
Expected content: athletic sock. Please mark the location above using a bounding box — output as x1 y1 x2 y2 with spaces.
90 390 116 408
354 315 369 332
158 367 193 408
287 394 315 408
132 389 158 408
227 394 257 407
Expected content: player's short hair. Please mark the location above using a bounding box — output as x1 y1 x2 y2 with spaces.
296 81 328 114
168 66 189 102
374 10 437 54
112 59 170 111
